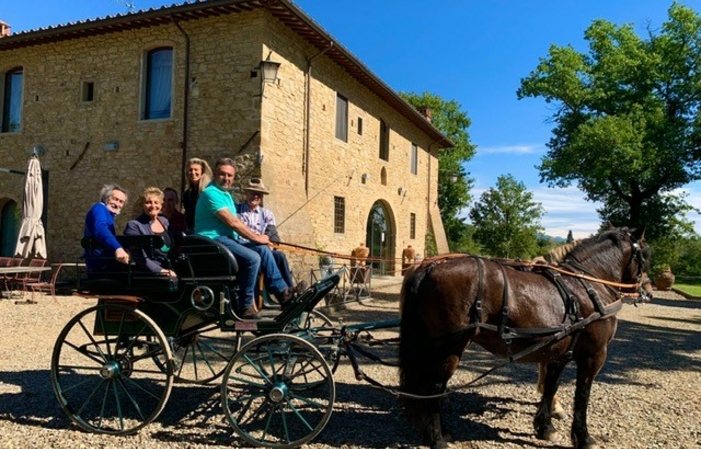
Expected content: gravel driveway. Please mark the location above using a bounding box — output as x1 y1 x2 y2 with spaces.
0 287 699 448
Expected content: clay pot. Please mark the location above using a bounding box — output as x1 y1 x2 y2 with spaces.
654 268 675 291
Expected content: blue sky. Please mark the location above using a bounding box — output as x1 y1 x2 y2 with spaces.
4 0 701 238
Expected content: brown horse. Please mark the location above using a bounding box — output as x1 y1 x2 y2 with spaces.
398 227 650 449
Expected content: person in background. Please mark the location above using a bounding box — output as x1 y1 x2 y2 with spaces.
195 157 303 319
123 187 176 278
83 184 129 274
162 187 187 237
236 178 295 287
182 157 212 234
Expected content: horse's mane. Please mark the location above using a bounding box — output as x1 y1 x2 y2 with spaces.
530 239 584 265
564 228 630 267
543 239 584 264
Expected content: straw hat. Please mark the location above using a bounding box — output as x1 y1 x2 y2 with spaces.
244 178 270 195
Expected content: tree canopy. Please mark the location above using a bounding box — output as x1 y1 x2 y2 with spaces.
400 92 476 250
469 174 545 258
517 2 701 239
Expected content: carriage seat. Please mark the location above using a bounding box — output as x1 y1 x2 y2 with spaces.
173 235 239 282
80 235 177 295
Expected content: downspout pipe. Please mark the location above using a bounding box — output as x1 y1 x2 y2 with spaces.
172 16 191 196
304 42 334 198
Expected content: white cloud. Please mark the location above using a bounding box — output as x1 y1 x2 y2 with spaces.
478 144 545 155
460 186 602 239
460 182 701 239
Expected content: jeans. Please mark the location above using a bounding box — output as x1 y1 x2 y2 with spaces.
214 236 260 309
272 250 294 287
241 242 289 294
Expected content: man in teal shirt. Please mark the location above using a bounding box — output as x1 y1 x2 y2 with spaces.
195 157 302 319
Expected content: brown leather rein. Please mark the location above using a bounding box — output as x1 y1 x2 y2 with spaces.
417 253 645 292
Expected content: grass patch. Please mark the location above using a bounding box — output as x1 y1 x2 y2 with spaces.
671 283 701 297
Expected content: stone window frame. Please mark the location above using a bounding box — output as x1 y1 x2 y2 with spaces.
410 142 418 175
139 43 175 121
333 196 345 234
379 118 390 161
410 212 416 239
1 66 24 133
335 93 348 142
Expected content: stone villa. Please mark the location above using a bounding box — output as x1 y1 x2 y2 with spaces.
0 0 451 275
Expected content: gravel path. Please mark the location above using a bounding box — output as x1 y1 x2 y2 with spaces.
0 287 699 449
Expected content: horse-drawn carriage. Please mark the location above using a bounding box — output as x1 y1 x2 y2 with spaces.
50 234 350 447
51 227 651 449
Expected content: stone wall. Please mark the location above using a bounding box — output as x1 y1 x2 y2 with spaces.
0 8 441 276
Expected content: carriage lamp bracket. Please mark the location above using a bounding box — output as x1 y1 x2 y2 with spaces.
191 285 215 311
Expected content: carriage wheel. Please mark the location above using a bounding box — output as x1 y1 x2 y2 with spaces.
221 333 335 448
165 323 243 384
283 310 341 373
51 304 174 435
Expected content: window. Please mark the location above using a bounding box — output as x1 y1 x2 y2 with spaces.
2 67 23 133
81 81 95 102
410 213 416 239
334 196 345 233
143 47 173 120
335 93 348 141
411 143 418 175
357 117 363 135
379 119 389 160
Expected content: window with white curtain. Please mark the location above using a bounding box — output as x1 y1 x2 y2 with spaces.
143 47 173 120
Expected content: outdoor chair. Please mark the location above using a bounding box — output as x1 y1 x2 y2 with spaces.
3 258 25 294
13 258 47 298
27 262 65 301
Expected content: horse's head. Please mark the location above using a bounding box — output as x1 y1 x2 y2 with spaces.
564 226 650 290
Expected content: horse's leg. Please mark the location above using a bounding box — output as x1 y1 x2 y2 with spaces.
534 360 568 442
537 363 567 420
420 339 470 449
570 352 608 449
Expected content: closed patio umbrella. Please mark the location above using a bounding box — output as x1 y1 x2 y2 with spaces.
14 156 46 259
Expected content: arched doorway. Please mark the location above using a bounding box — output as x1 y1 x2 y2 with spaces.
0 200 19 256
365 200 395 275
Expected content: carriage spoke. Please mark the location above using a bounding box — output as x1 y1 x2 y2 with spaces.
51 304 174 436
221 334 335 448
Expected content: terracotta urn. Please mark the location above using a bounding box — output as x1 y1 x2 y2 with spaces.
654 267 675 291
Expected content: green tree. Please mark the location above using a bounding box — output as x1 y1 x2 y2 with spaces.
517 3 701 239
469 174 545 258
400 91 476 250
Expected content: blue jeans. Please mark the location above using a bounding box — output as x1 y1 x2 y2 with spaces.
241 242 289 294
214 236 260 309
272 250 294 287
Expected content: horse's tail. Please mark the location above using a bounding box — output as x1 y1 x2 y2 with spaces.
398 263 436 428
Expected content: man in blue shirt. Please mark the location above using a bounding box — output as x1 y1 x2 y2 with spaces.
195 157 302 319
83 184 130 273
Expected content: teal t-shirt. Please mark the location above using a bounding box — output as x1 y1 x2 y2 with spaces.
194 182 239 240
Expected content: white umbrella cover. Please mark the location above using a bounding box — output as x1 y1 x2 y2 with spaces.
14 156 46 259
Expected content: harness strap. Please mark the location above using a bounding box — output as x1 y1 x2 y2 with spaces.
473 258 484 325
542 268 579 322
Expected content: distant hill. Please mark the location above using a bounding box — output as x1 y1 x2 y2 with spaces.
538 233 567 244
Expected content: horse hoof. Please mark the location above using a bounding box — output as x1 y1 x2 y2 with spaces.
552 406 567 420
537 428 560 442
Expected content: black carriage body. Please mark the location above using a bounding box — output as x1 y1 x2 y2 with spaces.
82 235 241 337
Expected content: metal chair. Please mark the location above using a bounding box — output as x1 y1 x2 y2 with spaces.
3 258 25 294
13 258 47 298
28 262 65 301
